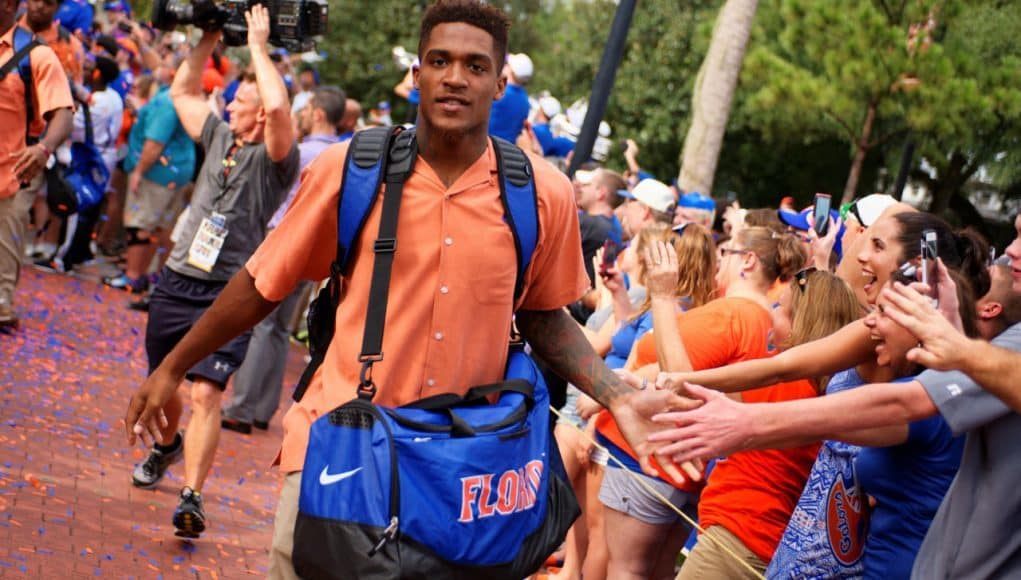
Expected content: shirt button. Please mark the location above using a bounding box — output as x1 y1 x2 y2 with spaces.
440 285 449 294
434 332 444 341
427 379 436 387
444 237 453 246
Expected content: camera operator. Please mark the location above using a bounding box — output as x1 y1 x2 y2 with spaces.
127 5 299 540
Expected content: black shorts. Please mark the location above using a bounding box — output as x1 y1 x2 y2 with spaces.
145 267 252 389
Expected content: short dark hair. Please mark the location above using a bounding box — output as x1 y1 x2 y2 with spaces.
311 86 347 126
418 0 510 67
93 56 120 87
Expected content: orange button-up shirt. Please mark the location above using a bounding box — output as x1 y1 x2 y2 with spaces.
0 26 74 199
247 139 589 472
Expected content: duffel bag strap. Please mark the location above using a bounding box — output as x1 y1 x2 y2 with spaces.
357 128 418 400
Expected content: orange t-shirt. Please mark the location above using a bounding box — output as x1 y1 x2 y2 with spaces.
247 139 590 473
0 26 74 198
595 296 773 490
697 379 822 562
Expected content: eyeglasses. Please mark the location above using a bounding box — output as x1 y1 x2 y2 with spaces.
793 266 818 293
719 247 751 259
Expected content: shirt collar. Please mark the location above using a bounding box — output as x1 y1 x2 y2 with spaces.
303 133 340 145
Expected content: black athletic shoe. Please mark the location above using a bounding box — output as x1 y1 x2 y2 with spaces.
173 487 206 538
131 435 183 489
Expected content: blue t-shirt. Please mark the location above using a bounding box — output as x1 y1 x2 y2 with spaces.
110 69 133 101
123 87 195 187
855 405 964 579
767 368 867 579
56 0 93 34
604 311 653 370
488 83 529 143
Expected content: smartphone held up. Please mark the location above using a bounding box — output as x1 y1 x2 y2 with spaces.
812 193 832 236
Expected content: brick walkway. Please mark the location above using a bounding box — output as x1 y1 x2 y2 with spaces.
1 265 307 578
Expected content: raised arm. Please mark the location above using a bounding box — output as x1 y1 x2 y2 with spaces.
882 280 1021 414
169 29 221 141
657 318 876 394
245 5 293 162
645 241 693 372
649 380 936 462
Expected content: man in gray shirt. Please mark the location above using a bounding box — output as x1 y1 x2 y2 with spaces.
126 6 299 541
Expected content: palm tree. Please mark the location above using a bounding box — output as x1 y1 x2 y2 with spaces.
677 0 759 196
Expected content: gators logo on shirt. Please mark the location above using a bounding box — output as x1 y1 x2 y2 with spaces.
825 471 868 566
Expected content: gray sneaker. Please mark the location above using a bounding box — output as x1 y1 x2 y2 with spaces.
173 487 206 538
131 435 183 489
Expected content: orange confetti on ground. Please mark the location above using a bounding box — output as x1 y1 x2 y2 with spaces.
133 448 145 459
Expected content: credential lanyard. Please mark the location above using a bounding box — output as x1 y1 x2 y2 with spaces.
356 129 418 400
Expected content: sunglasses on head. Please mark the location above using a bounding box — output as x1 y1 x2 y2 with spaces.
793 266 818 293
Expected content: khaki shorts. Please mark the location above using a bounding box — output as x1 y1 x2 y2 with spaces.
676 525 767 580
123 177 181 231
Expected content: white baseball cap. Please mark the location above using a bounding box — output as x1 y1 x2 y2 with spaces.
847 193 898 227
619 179 675 214
507 53 533 83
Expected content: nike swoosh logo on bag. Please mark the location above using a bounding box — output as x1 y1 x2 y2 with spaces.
319 466 363 486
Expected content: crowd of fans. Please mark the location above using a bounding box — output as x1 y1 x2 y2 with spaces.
4 1 1021 579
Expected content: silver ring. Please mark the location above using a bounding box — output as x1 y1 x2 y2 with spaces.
641 378 649 390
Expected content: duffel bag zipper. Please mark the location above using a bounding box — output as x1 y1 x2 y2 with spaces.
353 400 401 558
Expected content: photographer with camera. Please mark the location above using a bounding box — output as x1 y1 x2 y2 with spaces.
126 4 299 540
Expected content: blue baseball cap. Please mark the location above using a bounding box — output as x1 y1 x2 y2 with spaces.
778 207 845 259
104 0 131 14
679 191 715 212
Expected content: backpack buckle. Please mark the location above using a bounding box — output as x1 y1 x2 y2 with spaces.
358 358 381 400
373 238 397 254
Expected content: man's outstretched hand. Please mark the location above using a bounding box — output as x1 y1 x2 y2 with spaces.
124 367 180 446
613 370 705 483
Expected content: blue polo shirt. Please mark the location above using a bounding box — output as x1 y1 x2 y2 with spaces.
123 87 195 187
489 83 529 143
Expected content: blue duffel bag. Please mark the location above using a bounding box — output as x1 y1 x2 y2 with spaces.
293 348 579 579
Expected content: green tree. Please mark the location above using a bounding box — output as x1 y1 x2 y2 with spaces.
906 0 1021 217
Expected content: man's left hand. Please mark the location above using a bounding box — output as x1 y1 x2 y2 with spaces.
612 371 704 482
245 4 272 50
10 145 49 184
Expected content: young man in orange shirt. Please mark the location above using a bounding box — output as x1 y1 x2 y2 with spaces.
124 1 684 576
0 0 73 328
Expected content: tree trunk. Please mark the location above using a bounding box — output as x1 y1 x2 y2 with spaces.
841 101 878 204
677 0 759 196
928 152 969 214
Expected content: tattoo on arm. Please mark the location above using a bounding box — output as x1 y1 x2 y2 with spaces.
516 309 629 407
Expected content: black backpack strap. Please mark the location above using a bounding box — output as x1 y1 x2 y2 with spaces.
292 127 405 403
0 27 41 144
356 129 417 400
77 96 93 146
